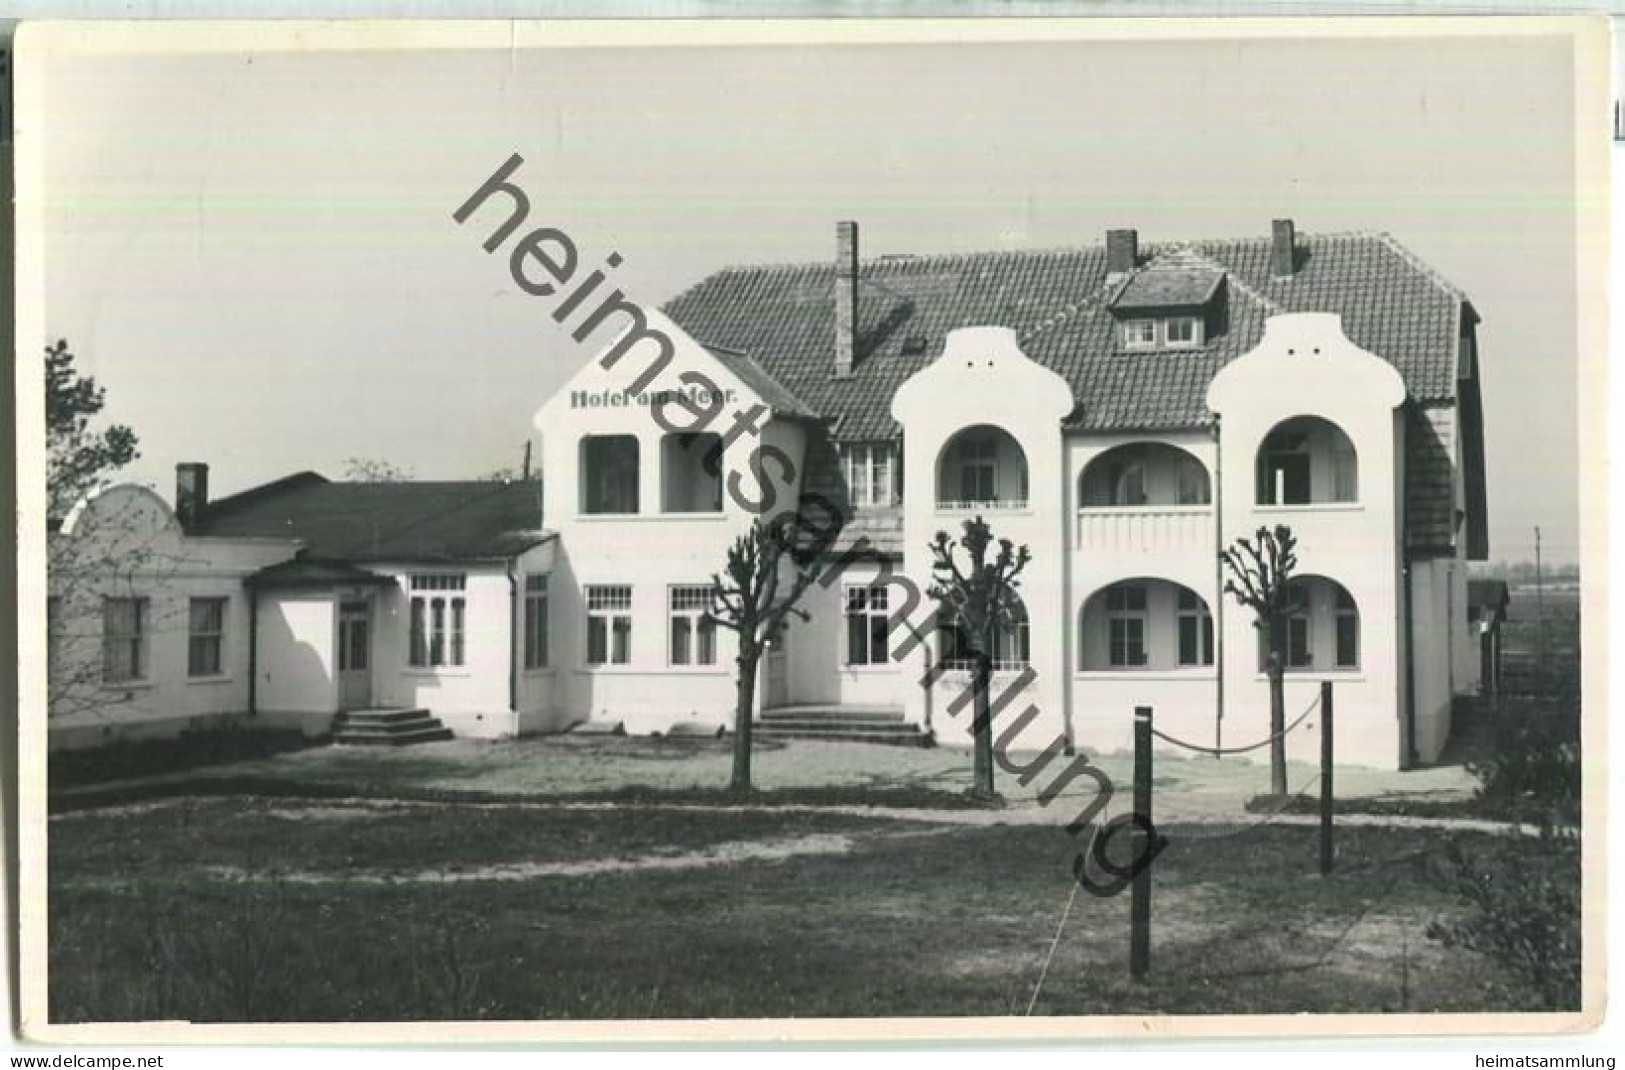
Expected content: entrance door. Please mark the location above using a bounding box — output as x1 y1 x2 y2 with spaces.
337 599 373 710
764 634 789 710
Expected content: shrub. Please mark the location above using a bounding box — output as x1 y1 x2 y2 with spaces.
1426 825 1581 1010
1464 699 1579 825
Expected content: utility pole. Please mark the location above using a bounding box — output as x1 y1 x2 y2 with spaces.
522 441 532 480
1534 526 1546 666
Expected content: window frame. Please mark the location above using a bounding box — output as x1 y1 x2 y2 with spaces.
101 595 149 685
1163 316 1203 348
187 596 228 678
1176 589 1214 668
523 574 550 671
668 584 719 668
1122 319 1158 349
1105 583 1149 668
843 443 898 509
585 584 633 667
844 584 893 668
580 434 642 515
409 573 467 669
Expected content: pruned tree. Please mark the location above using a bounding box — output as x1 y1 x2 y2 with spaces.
705 513 820 793
926 515 1032 799
1220 523 1301 797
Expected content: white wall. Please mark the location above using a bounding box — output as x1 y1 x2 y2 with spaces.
48 484 298 750
534 323 812 734
1207 314 1409 769
255 591 338 734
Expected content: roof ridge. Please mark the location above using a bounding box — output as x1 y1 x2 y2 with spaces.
1016 276 1119 344
1217 266 1286 316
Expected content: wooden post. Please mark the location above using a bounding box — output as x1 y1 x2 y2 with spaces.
1131 706 1153 980
1319 680 1334 877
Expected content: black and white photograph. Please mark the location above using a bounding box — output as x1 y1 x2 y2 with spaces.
10 15 1610 1045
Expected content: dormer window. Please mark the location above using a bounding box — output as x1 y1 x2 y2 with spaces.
1164 316 1202 348
1119 316 1205 350
1123 320 1158 349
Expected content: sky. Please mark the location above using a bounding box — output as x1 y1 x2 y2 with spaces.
31 24 1592 564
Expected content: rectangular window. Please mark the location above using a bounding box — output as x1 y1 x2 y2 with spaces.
1176 456 1209 505
101 597 148 683
958 436 998 504
586 585 633 666
1106 584 1148 667
1123 320 1157 348
1287 614 1312 668
409 574 466 668
523 575 549 670
669 585 718 667
842 443 897 508
1335 588 1359 668
188 597 227 677
844 585 892 666
1109 618 1146 668
1176 589 1214 667
1332 445 1358 502
1164 317 1201 347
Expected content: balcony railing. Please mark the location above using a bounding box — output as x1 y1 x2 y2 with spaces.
937 499 1029 512
1075 505 1213 553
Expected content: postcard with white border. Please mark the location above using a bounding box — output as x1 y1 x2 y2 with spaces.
11 15 1610 1044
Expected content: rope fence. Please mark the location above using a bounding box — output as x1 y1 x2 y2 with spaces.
1148 690 1321 757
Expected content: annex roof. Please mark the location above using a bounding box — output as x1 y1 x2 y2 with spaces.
197 476 552 563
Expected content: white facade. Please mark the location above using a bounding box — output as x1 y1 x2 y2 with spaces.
524 312 1482 770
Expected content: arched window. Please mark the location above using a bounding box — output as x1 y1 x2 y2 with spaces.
580 435 641 514
936 425 1028 510
1256 576 1360 672
1078 579 1214 671
660 432 723 513
1255 417 1358 506
1078 443 1211 507
937 592 1030 673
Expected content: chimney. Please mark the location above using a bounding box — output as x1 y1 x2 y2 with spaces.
833 220 858 379
175 462 209 532
1106 228 1138 280
1271 219 1297 277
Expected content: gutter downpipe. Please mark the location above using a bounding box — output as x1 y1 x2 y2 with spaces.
506 560 520 721
247 586 259 716
1402 559 1418 770
1212 415 1225 755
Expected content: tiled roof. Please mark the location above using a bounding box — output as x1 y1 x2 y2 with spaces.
664 229 1472 557
198 476 552 563
662 230 1465 443
704 345 817 418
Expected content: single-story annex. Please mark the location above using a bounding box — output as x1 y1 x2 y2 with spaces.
47 218 1488 770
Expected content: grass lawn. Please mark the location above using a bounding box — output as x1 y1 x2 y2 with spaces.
51 732 1483 824
48 794 1546 1022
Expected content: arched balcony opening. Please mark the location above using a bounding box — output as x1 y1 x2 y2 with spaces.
660 432 723 513
1255 416 1358 506
1257 575 1361 673
935 425 1028 511
937 592 1030 674
579 434 640 515
1078 578 1214 672
1078 443 1211 508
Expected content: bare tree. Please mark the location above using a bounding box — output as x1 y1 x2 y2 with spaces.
1220 524 1301 797
46 339 187 720
341 457 414 482
704 514 819 793
926 515 1032 800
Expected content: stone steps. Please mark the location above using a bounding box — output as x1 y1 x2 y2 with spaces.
333 708 454 746
755 705 930 748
